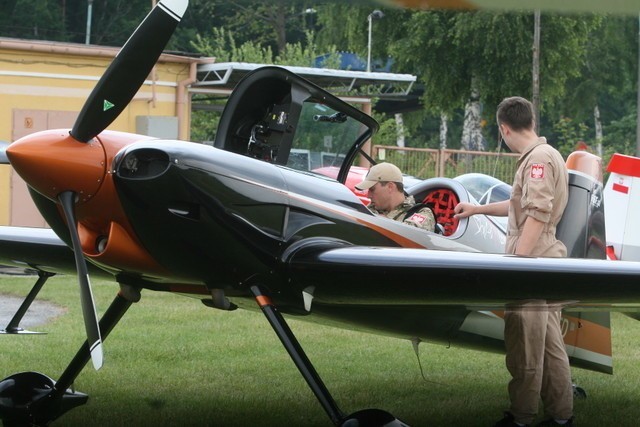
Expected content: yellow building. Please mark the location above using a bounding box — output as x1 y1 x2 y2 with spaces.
0 38 204 226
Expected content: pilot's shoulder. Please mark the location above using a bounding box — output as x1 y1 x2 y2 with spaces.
405 206 436 228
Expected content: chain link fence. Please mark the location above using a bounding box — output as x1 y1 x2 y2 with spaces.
371 145 520 183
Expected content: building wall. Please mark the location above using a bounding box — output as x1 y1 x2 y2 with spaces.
0 166 9 225
0 40 193 226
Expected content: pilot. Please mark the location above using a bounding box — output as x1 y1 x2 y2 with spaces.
454 96 572 427
355 162 436 232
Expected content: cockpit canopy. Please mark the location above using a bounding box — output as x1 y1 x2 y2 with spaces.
214 66 378 182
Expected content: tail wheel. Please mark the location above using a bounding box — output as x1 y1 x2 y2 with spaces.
423 189 460 236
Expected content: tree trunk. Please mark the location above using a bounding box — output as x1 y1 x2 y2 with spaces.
273 2 287 55
532 10 541 133
395 113 405 149
439 113 448 150
461 87 484 151
594 104 603 157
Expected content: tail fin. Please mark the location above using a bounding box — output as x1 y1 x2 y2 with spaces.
557 152 611 373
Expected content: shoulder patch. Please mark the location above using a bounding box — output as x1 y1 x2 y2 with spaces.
530 163 545 179
408 213 427 224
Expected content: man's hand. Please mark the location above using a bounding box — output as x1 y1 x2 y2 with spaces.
455 200 510 219
454 202 476 219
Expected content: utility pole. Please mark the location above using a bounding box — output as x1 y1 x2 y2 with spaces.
366 10 384 72
85 0 93 45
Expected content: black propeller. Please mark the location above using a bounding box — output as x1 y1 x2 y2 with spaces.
71 0 188 142
61 0 188 370
58 191 103 370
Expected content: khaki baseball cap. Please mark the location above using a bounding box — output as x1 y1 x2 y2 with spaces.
355 162 403 190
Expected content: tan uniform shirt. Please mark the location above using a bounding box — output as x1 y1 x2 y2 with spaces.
369 195 436 232
505 137 568 257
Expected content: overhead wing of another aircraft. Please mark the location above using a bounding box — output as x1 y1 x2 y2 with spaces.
387 0 640 14
2 0 640 426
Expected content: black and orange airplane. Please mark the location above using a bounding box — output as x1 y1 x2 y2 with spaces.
2 0 640 426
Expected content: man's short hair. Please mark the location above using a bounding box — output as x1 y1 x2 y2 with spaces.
390 181 404 193
496 96 534 131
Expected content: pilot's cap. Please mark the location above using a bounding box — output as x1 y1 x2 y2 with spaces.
355 162 402 190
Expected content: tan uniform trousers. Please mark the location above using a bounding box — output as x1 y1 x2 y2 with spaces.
504 301 573 425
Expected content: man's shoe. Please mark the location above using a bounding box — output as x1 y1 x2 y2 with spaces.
494 412 529 427
534 417 574 427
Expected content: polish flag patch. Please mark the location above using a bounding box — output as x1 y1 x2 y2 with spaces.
530 163 545 179
409 213 427 224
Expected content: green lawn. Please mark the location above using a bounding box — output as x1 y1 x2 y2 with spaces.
1 274 640 426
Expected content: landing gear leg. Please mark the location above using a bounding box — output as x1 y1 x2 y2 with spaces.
1 270 54 334
53 288 135 395
0 286 138 426
250 285 408 427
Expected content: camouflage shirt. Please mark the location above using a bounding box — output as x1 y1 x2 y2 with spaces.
369 195 436 232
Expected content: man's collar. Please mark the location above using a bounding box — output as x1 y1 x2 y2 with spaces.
519 136 547 159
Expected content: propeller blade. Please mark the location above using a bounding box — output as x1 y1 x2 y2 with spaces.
58 191 103 370
70 0 189 142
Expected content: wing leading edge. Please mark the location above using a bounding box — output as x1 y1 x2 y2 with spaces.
0 226 80 276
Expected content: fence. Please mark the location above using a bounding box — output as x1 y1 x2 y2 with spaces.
371 145 520 184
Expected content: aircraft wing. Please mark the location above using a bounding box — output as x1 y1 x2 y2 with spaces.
0 226 78 275
3 224 639 311
286 245 640 311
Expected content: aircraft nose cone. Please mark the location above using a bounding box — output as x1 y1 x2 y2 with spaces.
7 130 107 203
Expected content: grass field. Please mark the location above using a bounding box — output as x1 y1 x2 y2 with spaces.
1 274 640 426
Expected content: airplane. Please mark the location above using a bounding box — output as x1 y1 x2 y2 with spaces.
2 0 640 426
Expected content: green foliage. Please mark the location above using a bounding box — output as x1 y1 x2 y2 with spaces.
1 0 67 41
191 27 338 67
276 31 330 67
371 111 406 147
190 104 224 144
552 117 590 158
601 113 638 166
192 27 274 63
315 4 371 56
390 11 598 120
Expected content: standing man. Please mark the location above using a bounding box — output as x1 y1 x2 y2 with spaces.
454 97 572 427
356 162 436 232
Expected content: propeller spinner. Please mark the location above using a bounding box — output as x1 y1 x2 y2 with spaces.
6 0 189 370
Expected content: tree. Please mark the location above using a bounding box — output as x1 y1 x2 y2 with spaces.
1 0 66 41
206 0 318 56
557 16 636 157
389 10 599 150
